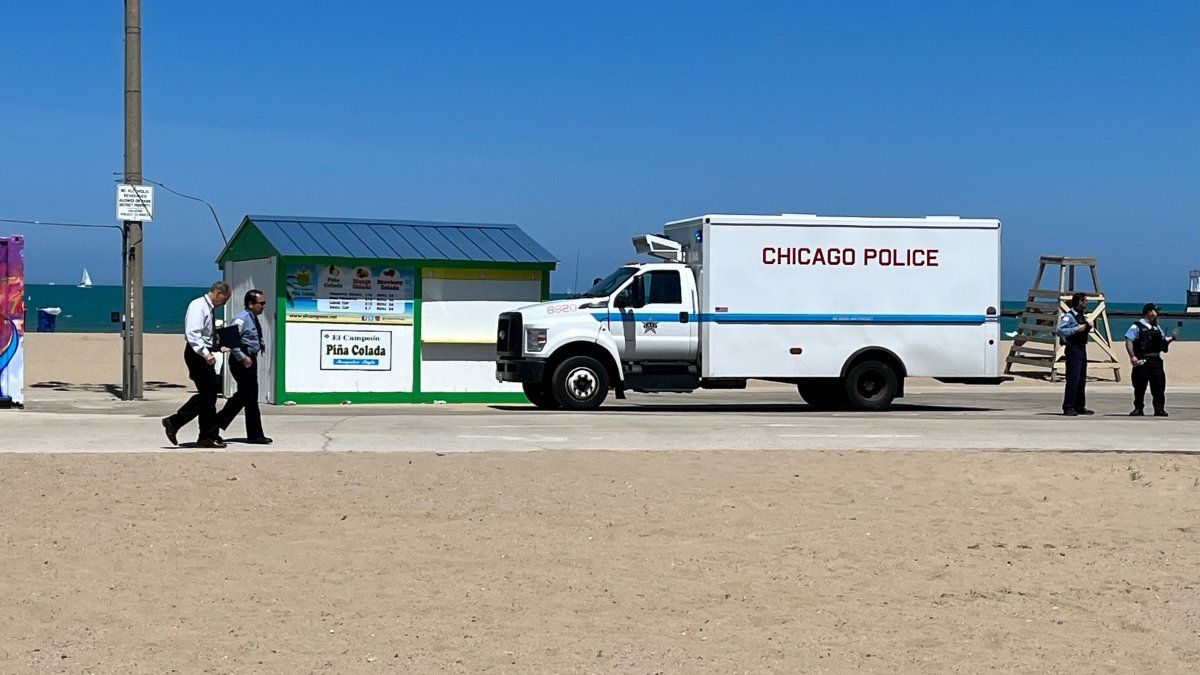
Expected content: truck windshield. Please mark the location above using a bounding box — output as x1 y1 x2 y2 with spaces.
582 267 637 297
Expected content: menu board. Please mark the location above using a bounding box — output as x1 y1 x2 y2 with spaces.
285 264 414 325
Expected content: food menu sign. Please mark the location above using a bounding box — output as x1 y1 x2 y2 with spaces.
285 264 414 325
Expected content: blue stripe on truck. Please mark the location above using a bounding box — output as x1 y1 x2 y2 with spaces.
591 312 992 325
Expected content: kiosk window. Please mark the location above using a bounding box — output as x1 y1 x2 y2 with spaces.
645 271 682 304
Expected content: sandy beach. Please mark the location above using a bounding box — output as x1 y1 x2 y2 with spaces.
2 450 1197 672
4 334 1199 671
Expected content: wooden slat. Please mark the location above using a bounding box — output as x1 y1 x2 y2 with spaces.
1008 345 1056 357
1006 356 1061 370
1023 301 1062 312
1011 334 1058 345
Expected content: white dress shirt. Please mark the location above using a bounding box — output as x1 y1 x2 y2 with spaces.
184 294 216 357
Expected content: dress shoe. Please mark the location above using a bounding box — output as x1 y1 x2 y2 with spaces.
1062 409 1078 416
161 417 178 445
1074 408 1095 415
245 437 273 445
197 438 227 449
1129 408 1144 416
1154 410 1169 417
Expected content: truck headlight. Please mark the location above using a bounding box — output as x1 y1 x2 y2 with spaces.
525 328 548 353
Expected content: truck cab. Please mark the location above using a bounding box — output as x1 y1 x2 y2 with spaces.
496 235 713 409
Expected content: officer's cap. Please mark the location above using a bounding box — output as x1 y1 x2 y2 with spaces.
1141 302 1161 315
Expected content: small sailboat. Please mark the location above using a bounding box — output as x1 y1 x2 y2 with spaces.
77 268 92 288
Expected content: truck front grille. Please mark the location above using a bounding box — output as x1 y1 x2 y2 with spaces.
497 312 523 357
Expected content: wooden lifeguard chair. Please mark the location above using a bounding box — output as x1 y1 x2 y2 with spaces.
1005 256 1121 382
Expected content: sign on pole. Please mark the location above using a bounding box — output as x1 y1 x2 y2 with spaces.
116 184 154 222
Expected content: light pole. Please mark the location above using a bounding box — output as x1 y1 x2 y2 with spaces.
122 0 144 400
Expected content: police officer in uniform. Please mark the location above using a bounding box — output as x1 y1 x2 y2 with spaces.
1124 302 1179 417
1055 292 1094 416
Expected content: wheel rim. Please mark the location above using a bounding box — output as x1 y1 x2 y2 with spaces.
565 366 599 401
856 369 887 401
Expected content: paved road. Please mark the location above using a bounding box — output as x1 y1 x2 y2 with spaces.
5 384 1200 454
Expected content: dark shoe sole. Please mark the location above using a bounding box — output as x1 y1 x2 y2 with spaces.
161 418 178 445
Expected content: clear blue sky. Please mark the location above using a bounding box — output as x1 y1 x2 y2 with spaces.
2 1 1197 300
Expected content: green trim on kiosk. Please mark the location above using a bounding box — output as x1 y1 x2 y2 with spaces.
412 268 423 396
277 391 528 405
274 259 288 404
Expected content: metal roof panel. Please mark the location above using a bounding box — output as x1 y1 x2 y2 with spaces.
244 215 556 264
323 222 377 258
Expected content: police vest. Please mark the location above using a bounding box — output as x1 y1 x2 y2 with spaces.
1132 323 1168 358
1063 310 1089 347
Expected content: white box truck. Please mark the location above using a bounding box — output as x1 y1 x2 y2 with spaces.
496 213 1003 410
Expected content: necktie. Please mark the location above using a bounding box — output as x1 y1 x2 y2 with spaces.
251 312 266 355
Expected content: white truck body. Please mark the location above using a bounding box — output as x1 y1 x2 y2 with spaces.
497 213 1002 410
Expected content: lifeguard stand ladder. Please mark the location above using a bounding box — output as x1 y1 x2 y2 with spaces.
1004 256 1121 382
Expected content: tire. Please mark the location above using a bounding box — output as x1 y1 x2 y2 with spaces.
551 355 609 410
522 381 561 410
797 380 848 411
843 360 899 411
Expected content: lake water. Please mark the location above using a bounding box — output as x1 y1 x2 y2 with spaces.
21 285 1200 339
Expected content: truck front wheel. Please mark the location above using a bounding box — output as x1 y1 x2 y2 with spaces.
522 381 561 410
551 355 609 410
843 360 899 411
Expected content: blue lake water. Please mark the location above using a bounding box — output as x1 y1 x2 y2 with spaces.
21 285 1199 339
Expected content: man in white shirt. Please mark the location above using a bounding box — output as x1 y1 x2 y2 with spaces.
162 281 231 448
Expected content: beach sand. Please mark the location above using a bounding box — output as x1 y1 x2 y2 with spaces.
6 335 1200 670
1 450 1197 671
19 332 1200 392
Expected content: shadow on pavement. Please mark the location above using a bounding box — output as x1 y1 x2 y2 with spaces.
490 403 995 414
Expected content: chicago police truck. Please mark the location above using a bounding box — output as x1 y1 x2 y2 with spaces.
496 213 1002 410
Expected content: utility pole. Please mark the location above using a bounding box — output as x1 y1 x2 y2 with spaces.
122 0 144 400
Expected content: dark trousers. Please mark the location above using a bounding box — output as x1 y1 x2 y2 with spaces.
1132 357 1166 413
169 347 222 441
218 356 264 439
1062 343 1087 412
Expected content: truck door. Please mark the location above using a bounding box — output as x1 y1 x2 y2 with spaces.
610 269 696 361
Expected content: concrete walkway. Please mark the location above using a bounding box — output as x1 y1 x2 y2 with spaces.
5 384 1199 454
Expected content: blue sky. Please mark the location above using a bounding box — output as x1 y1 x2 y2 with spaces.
1 1 1197 300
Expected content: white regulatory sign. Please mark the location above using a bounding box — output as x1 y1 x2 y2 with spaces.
116 184 154 222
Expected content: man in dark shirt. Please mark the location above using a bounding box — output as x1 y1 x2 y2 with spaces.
216 289 272 444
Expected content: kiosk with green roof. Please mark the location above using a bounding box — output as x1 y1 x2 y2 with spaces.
216 215 556 405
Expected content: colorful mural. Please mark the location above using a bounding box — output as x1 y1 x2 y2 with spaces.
0 235 25 404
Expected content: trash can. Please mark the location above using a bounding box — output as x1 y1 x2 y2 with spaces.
36 307 61 332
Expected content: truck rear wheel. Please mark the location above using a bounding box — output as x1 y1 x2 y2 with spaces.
797 380 848 411
843 360 899 411
551 355 609 410
522 381 561 410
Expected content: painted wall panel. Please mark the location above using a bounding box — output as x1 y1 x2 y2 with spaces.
421 301 532 343
284 323 413 393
